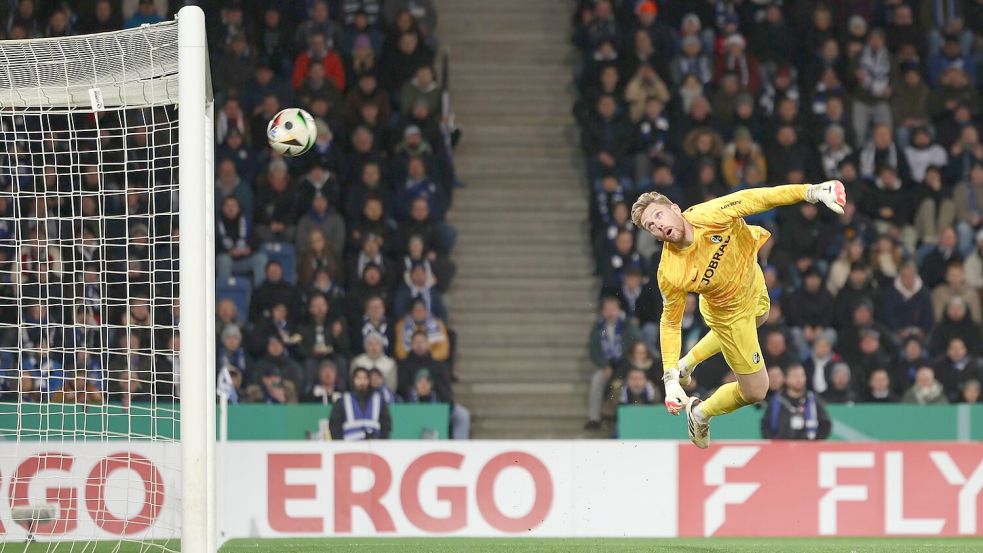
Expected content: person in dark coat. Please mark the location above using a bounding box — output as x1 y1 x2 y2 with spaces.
928 297 983 358
249 261 303 324
820 362 857 405
933 338 983 402
879 261 934 335
761 364 832 440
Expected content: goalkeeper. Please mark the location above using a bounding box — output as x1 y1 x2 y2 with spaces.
631 182 846 448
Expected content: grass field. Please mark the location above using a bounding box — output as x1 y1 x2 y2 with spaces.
12 538 983 553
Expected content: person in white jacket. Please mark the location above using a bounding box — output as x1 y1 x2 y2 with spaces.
350 332 397 392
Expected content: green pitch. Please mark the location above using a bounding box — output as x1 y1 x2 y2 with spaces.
13 538 983 553
216 537 983 553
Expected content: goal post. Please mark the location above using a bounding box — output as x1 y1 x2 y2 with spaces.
0 5 215 552
178 6 216 553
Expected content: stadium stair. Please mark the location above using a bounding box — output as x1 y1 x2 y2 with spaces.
436 0 601 438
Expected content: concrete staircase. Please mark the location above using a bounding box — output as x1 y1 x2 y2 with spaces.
435 0 599 437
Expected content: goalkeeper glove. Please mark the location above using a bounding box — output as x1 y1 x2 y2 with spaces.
663 368 690 416
806 180 847 215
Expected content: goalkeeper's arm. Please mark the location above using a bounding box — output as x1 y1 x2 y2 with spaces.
657 283 689 414
691 182 847 225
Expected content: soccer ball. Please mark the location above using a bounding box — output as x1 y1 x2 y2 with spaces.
266 108 316 156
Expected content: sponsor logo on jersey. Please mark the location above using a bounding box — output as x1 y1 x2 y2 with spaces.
752 352 760 364
719 200 741 210
700 235 732 286
710 235 723 243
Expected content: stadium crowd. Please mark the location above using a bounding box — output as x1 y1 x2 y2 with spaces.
575 0 983 431
0 0 468 439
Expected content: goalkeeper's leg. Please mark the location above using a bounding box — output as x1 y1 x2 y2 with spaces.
685 315 768 448
678 331 721 386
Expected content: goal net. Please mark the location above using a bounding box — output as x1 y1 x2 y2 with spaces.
0 7 213 552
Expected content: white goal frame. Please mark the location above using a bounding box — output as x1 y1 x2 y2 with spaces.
177 7 216 553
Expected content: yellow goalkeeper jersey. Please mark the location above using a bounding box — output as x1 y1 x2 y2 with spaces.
657 185 809 369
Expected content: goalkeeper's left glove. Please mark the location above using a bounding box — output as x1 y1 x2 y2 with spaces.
806 180 847 215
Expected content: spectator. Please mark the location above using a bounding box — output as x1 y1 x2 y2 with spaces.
586 296 641 429
299 293 349 382
380 31 434 92
392 260 448 321
616 367 660 406
904 127 948 183
254 159 300 244
932 263 982 324
395 299 450 362
350 333 397 392
292 31 345 92
914 166 955 247
298 229 344 289
863 367 899 403
671 35 712 86
624 63 670 122
124 0 163 29
397 331 452 400
252 337 304 399
215 156 254 220
249 261 302 323
248 365 299 404
218 324 253 384
721 127 767 188
891 64 931 145
850 30 893 145
216 196 268 287
715 34 761 96
818 125 853 181
329 366 391 440
896 336 930 391
355 295 394 356
921 228 963 288
860 123 910 182
305 359 342 405
400 65 441 117
396 157 445 221
804 336 839 394
821 362 857 405
960 379 981 404
902 366 949 405
406 368 471 440
933 338 983 402
368 367 398 405
761 364 832 440
953 164 983 253
927 36 979 87
880 261 934 334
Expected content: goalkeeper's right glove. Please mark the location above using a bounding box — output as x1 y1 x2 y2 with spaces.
805 180 847 215
663 368 689 416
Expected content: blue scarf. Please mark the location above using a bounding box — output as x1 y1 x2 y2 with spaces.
599 318 624 361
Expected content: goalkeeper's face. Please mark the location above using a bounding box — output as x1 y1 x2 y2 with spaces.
639 202 686 244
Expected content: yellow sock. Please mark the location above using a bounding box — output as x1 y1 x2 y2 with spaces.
698 382 752 419
681 330 722 370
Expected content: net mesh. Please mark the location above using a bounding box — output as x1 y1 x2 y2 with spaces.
0 22 182 551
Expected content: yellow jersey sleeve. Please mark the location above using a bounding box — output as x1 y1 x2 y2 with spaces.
657 273 686 371
684 185 809 227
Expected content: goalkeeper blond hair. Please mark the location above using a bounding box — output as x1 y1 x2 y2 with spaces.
631 192 674 228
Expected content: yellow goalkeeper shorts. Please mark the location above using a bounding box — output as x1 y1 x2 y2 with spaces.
698 265 769 375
